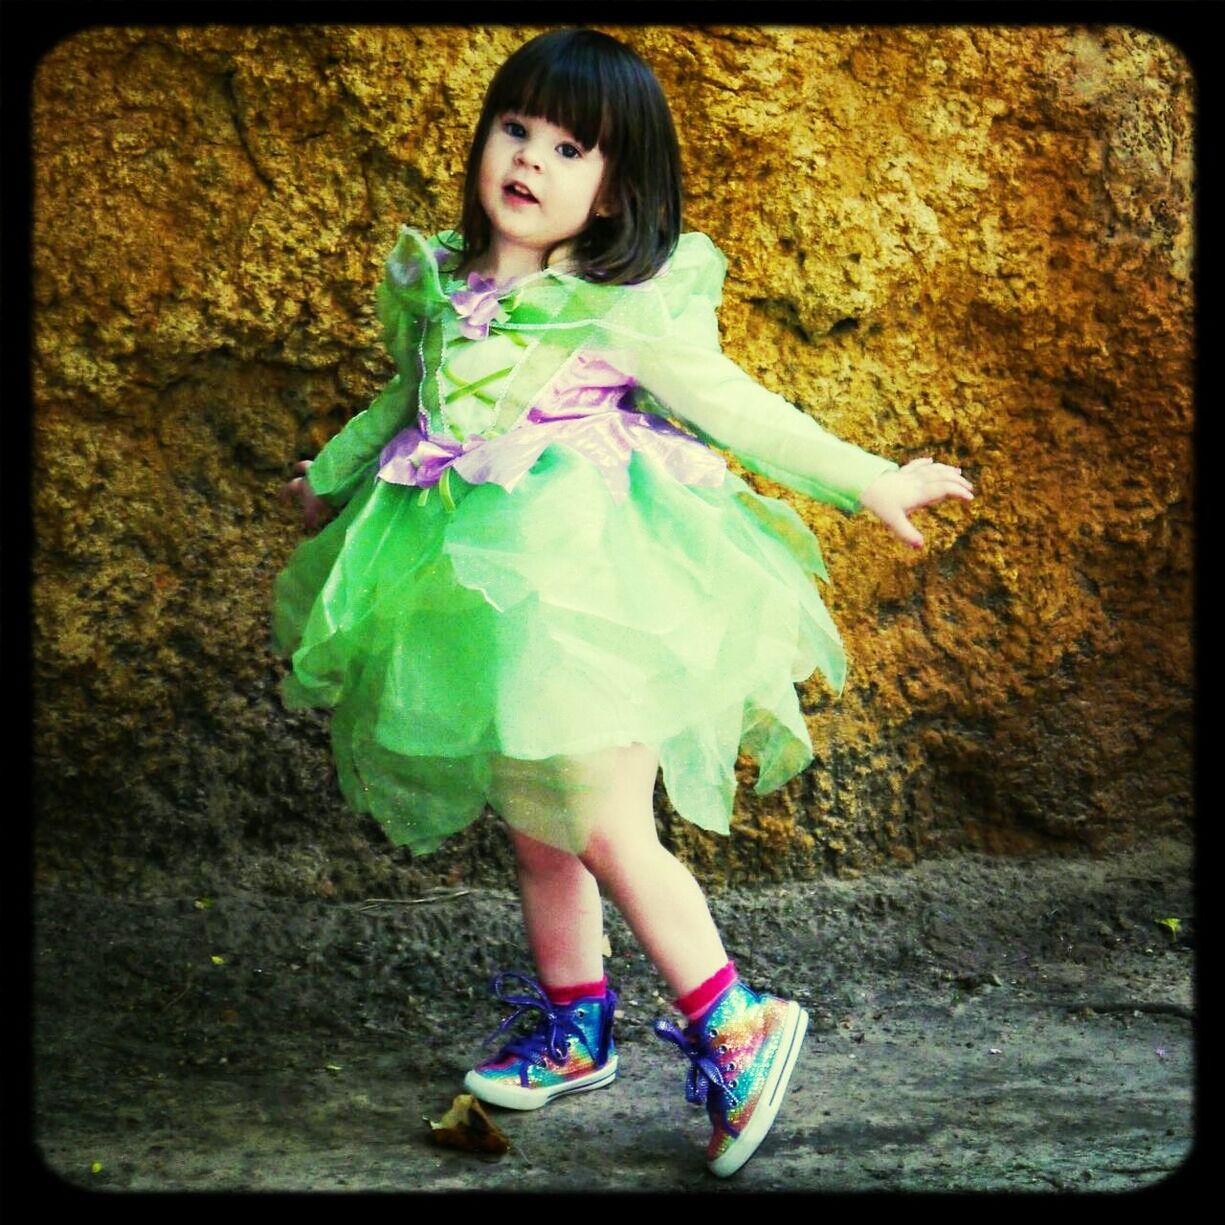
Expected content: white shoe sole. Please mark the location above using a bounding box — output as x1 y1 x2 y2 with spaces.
708 1003 808 1178
463 1054 619 1111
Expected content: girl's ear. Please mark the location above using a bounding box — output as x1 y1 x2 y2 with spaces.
593 178 621 219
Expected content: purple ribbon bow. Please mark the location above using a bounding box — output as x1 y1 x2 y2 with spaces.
377 424 476 488
449 272 508 340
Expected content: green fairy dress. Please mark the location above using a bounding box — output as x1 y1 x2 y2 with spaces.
272 227 897 854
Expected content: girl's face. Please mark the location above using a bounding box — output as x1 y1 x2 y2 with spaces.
477 112 610 278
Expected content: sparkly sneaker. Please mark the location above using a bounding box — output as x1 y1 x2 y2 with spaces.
655 980 808 1177
463 971 619 1110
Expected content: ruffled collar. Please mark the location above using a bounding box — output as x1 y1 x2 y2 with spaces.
386 228 593 338
381 225 727 352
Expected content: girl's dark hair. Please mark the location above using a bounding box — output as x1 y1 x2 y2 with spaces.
456 28 683 284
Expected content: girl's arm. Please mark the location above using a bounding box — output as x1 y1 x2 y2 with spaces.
282 230 443 530
632 318 897 514
301 373 413 508
280 373 412 532
632 291 972 543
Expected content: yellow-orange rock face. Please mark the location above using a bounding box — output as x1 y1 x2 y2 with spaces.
31 26 1192 897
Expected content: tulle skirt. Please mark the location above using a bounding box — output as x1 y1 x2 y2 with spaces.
272 444 845 855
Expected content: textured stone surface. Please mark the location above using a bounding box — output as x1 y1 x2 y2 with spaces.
31 25 1193 897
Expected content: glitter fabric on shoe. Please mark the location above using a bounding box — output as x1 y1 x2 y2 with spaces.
655 980 807 1176
464 971 619 1110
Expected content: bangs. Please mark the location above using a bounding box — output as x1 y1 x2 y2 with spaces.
486 41 615 153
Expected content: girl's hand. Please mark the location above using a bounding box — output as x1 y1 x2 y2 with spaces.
280 459 333 533
858 458 974 550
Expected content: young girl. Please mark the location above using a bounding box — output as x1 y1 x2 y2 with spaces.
275 28 972 1178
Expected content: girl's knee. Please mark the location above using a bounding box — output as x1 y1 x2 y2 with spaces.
578 823 663 883
510 826 585 878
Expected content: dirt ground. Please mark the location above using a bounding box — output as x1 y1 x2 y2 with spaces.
28 836 1195 1196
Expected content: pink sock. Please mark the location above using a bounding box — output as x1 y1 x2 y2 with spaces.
543 976 608 1006
676 961 738 1022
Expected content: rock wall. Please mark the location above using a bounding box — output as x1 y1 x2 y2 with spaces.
31 25 1194 897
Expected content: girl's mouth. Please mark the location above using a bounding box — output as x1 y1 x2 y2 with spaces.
504 181 538 204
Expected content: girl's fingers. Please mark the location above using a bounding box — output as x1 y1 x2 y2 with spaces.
921 463 967 482
889 478 973 518
929 476 974 498
903 458 968 480
912 470 973 500
876 503 924 549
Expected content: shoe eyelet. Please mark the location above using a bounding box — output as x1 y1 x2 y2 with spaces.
575 1009 586 1018
718 1044 728 1053
726 1061 735 1071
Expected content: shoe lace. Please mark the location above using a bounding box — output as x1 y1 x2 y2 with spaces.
484 971 590 1066
653 1018 739 1134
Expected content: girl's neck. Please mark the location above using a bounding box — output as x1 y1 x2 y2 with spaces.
470 238 576 286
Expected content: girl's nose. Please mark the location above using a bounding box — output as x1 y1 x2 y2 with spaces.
514 142 543 171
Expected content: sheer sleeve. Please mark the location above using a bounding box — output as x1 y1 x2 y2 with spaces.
305 375 413 508
304 238 431 508
628 236 897 514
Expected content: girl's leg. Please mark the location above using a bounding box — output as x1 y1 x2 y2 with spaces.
491 744 728 999
467 758 622 1110
490 753 606 991
570 748 804 1181
507 826 604 990
572 744 729 999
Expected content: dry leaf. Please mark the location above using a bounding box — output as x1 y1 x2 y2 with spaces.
426 1093 510 1156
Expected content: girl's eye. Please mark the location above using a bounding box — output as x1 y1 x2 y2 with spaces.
504 120 526 138
557 143 582 160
